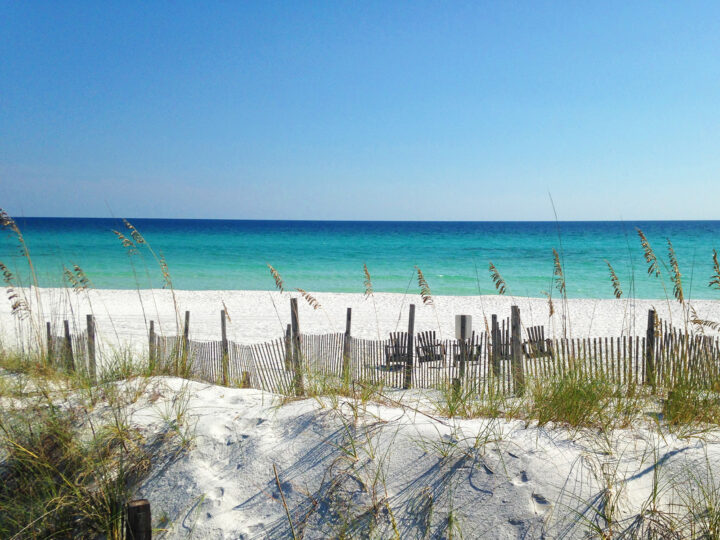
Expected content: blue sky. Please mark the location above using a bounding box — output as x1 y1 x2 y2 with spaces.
2 2 719 220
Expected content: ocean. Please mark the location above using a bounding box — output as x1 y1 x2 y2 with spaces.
1 218 719 299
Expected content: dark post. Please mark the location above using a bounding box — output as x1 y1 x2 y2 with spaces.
46 321 53 366
126 499 152 540
458 314 471 376
148 320 156 371
646 309 656 388
181 310 190 375
63 319 75 371
491 314 500 377
453 314 471 396
403 304 415 390
511 306 525 395
290 298 304 396
86 314 96 381
284 324 292 370
221 310 229 386
342 308 352 384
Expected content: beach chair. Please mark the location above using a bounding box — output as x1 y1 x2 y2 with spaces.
525 325 552 358
416 331 446 363
452 331 482 365
385 332 408 366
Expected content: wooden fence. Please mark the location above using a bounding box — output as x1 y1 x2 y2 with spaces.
46 305 720 396
146 304 720 396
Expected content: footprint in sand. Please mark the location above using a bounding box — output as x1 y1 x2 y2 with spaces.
211 487 225 507
511 470 530 486
532 493 551 513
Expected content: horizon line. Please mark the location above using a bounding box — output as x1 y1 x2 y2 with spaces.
8 215 720 224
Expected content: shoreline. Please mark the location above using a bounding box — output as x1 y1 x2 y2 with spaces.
1 288 719 351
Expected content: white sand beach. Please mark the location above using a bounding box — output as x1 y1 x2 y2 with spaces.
86 376 720 538
1 288 718 354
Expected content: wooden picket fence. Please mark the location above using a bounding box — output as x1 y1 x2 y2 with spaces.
45 304 720 396
144 303 720 396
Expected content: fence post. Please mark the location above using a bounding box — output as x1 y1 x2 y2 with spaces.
46 321 53 366
221 310 229 386
126 499 151 540
491 314 500 377
86 314 96 381
342 308 352 384
284 324 292 371
290 298 304 396
403 304 415 390
511 306 525 395
453 314 471 396
646 309 656 389
181 311 190 376
63 319 75 371
148 321 156 371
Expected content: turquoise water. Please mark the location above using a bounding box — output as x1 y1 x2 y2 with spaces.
1 218 719 299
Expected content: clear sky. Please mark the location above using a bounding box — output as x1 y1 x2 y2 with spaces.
2 2 719 221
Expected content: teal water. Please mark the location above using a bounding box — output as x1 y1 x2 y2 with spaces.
1 218 719 299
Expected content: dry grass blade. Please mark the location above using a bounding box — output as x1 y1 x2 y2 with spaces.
711 249 720 290
267 264 285 293
667 239 684 303
637 228 660 278
273 463 298 540
488 262 506 295
363 263 374 298
552 248 566 296
542 290 555 317
691 318 720 332
415 266 434 306
605 260 623 299
296 288 321 310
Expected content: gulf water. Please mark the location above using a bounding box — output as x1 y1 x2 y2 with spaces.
1 218 719 299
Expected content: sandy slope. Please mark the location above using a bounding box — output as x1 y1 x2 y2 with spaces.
1 288 719 357
119 377 720 539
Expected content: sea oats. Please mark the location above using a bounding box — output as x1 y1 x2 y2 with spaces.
488 262 507 295
605 260 622 299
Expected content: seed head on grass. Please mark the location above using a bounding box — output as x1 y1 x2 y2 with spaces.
667 239 684 303
158 254 173 289
415 266 433 306
542 291 555 317
63 264 92 293
488 262 506 295
123 218 146 245
0 261 30 319
710 249 720 291
363 263 374 298
268 264 285 293
112 229 138 255
296 288 321 310
637 228 660 278
552 248 566 296
0 208 28 257
363 263 381 339
605 260 623 299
